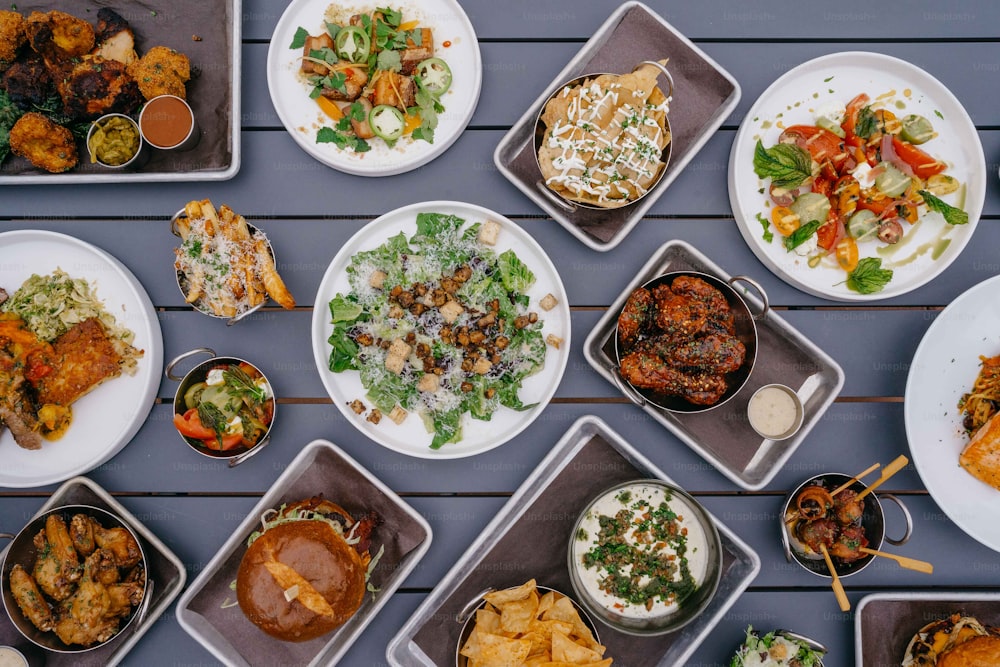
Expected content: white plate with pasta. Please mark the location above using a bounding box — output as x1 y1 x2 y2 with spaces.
266 0 482 176
905 274 1000 552
0 231 162 488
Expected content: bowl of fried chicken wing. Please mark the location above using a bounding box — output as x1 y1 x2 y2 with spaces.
613 271 767 413
1 505 149 653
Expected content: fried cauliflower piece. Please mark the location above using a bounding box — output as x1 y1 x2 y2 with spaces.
10 111 78 172
57 54 142 120
0 10 26 70
25 10 95 59
127 46 191 100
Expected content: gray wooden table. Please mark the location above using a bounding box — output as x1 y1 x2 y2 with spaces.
3 1 1000 665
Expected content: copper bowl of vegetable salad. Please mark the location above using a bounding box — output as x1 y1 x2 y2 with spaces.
165 348 276 467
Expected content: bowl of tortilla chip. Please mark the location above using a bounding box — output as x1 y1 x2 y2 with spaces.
455 579 611 666
533 60 673 211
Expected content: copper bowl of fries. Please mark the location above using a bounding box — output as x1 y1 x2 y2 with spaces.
533 60 674 212
171 199 296 326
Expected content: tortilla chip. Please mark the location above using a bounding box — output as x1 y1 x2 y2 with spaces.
500 591 539 634
477 633 532 667
552 630 605 663
485 579 537 607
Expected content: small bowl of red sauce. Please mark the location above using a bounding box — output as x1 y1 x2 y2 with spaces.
139 94 200 151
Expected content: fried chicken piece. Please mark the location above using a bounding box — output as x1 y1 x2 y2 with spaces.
650 284 708 337
637 332 746 375
56 54 142 120
34 318 124 407
127 45 190 100
619 351 727 405
1 51 54 111
25 10 94 59
0 10 26 70
9 111 77 172
32 515 81 602
92 521 142 569
828 524 868 562
670 275 735 334
92 8 136 65
70 513 97 557
10 564 54 632
617 286 653 353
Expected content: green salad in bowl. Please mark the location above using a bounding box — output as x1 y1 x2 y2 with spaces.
731 626 826 667
322 208 566 452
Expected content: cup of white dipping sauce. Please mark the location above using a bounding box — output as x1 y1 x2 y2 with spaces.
0 647 28 667
747 384 803 440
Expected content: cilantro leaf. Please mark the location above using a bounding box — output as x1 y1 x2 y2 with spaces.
317 127 371 153
376 49 402 72
289 26 309 49
846 257 893 294
348 102 367 121
376 6 402 27
854 106 878 139
324 21 341 40
756 212 774 243
753 140 812 189
783 219 822 251
919 190 968 225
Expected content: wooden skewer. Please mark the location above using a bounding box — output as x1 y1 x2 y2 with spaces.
819 544 851 612
859 547 934 574
830 462 881 497
855 455 910 502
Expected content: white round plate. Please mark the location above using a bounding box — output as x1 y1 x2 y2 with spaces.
0 231 163 488
310 201 571 458
729 51 985 301
905 275 1000 552
267 0 482 176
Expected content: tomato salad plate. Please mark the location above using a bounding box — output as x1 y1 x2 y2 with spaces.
310 201 570 459
904 275 1000 553
0 231 162 488
267 0 482 176
729 51 985 301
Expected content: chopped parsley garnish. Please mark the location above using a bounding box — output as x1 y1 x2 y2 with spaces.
756 212 774 243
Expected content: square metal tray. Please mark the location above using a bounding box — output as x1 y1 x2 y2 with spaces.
0 0 241 183
855 592 1000 666
386 415 760 667
175 439 432 667
583 240 845 490
493 1 740 251
0 476 187 667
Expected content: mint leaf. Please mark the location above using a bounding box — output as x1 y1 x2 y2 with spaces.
756 212 774 244
854 106 878 139
783 219 822 251
919 190 968 225
847 257 893 294
753 140 812 189
289 26 309 49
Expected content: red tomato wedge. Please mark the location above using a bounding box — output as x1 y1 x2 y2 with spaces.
891 136 947 179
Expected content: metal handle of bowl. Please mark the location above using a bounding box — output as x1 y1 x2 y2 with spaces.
0 532 14 540
169 209 187 238
879 493 913 546
133 578 154 629
638 60 674 99
780 518 793 563
729 275 769 320
227 435 273 468
534 180 577 213
456 588 494 624
164 347 217 382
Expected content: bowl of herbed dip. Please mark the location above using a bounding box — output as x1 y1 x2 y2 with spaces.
568 480 722 635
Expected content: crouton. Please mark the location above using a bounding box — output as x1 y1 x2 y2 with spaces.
385 338 412 374
472 358 492 375
539 293 558 311
388 405 407 424
417 373 440 392
546 333 563 349
366 408 382 424
348 399 366 414
439 300 464 324
370 270 387 289
478 219 501 246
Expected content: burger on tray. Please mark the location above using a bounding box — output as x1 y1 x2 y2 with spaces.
235 496 382 642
